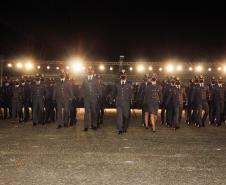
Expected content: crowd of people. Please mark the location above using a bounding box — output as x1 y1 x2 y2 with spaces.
0 66 225 134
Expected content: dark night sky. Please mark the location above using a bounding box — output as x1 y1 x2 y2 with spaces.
0 1 226 61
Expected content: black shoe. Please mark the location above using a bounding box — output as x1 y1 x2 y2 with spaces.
56 125 62 129
118 131 123 135
123 129 127 133
84 128 88 132
152 130 156 133
33 123 37 126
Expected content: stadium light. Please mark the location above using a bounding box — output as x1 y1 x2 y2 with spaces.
25 62 34 70
176 65 182 71
99 65 105 71
129 67 133 71
16 62 23 69
71 63 84 73
217 67 222 71
109 66 113 71
137 64 144 72
195 65 203 72
7 63 12 68
159 67 163 71
208 67 212 72
188 67 193 71
47 66 50 70
56 66 60 70
165 64 174 73
37 65 41 69
66 66 70 70
223 66 226 72
148 66 153 71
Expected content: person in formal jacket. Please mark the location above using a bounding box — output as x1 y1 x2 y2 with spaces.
53 73 73 129
113 70 133 134
143 74 162 132
81 66 101 131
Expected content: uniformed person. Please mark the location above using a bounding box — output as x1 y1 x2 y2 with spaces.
2 80 13 119
191 75 209 127
137 74 149 126
166 77 180 130
96 75 105 128
186 79 194 125
143 73 162 132
211 76 225 126
81 66 100 131
53 73 73 129
31 76 45 126
113 70 133 134
45 78 55 123
209 76 216 125
175 77 186 124
11 80 24 123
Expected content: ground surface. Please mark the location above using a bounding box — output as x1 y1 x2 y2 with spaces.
0 109 226 185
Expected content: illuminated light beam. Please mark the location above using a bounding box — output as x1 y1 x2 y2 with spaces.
47 66 50 70
159 67 163 71
217 67 222 71
165 64 174 73
7 63 12 68
208 67 212 72
148 66 153 71
99 65 105 71
176 65 183 71
16 62 23 69
25 62 34 70
136 65 145 72
195 65 203 72
188 67 193 71
129 67 133 71
71 63 84 73
37 65 41 69
109 66 113 71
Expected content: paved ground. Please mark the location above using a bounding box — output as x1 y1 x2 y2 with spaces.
0 109 226 185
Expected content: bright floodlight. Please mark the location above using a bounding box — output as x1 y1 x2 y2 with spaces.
99 65 105 71
7 63 12 68
223 66 226 72
37 65 41 69
176 65 182 71
71 63 84 72
66 66 70 70
129 67 133 71
148 66 153 71
109 66 113 71
195 65 203 72
137 65 144 72
159 67 163 71
25 62 33 70
208 68 212 72
47 66 50 70
16 62 23 69
165 64 174 73
56 66 60 70
217 67 222 71
188 67 193 71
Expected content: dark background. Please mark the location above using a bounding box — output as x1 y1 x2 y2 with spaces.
1 1 226 61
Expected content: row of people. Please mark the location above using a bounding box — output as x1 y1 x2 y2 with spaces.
0 68 225 134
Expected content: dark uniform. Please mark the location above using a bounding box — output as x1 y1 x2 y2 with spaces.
22 81 31 122
2 81 13 119
137 76 149 125
211 78 225 126
114 80 133 134
96 75 105 127
166 84 180 129
12 82 24 122
31 79 45 126
45 80 55 123
53 76 73 128
191 76 209 127
81 74 100 131
69 80 79 126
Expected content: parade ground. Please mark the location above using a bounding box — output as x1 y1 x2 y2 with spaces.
0 110 226 185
